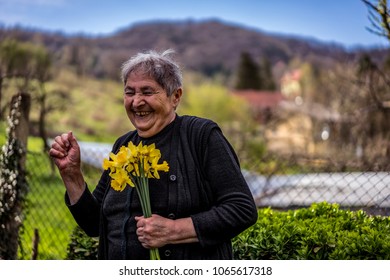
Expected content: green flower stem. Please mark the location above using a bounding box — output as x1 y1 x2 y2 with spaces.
133 159 160 260
150 248 160 260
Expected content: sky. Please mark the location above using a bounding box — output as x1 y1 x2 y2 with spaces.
0 0 389 49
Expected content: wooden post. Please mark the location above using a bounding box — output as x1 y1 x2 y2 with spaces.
31 229 40 260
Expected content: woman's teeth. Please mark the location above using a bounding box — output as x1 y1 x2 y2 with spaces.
135 111 151 116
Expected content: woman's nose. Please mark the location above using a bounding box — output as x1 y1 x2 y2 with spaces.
132 94 146 107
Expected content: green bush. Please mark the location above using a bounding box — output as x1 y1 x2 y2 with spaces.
233 202 390 260
66 226 98 260
66 202 390 260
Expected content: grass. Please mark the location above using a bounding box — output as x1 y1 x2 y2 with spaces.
18 151 77 259
21 134 103 259
0 135 99 260
0 112 106 259
18 151 103 259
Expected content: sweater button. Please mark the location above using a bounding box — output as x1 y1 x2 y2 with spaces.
169 175 177 181
164 250 171 257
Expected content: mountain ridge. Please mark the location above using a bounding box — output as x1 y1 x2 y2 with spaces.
0 18 387 79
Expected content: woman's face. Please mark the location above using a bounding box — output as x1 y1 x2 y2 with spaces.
124 72 182 138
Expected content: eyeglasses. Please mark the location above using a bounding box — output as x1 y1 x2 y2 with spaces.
124 88 160 97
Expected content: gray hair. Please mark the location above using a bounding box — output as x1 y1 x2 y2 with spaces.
121 49 183 96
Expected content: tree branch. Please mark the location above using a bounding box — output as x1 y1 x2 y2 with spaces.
362 0 390 41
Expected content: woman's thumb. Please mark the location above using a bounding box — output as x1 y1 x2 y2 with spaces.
68 131 79 147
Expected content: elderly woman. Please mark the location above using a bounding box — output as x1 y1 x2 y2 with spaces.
49 49 257 260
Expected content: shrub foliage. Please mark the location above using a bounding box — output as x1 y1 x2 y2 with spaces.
233 202 390 259
66 226 98 260
66 202 390 260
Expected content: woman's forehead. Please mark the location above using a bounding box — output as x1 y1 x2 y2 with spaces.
127 70 152 79
126 72 155 83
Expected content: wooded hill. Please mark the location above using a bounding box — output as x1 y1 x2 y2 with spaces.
0 17 389 165
1 19 388 81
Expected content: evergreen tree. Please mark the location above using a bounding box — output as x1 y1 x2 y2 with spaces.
357 52 376 77
259 57 276 90
235 52 260 90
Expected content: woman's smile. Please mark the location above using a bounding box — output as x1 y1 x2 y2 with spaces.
134 111 152 117
124 72 180 138
132 110 155 128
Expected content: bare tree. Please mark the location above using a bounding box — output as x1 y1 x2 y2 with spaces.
358 0 390 164
362 0 390 41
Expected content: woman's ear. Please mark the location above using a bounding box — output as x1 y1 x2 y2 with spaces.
172 88 182 109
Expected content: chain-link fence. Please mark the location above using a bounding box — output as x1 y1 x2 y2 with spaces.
243 153 390 216
19 150 101 260
18 144 390 259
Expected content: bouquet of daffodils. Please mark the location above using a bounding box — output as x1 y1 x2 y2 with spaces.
103 141 169 260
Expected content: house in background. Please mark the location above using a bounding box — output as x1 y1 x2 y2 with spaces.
232 69 341 155
231 90 284 124
280 69 303 105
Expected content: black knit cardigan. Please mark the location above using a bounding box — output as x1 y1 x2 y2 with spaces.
66 115 258 259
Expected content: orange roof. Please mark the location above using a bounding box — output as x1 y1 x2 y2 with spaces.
232 90 284 109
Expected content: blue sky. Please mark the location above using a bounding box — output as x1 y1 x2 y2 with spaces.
0 0 388 48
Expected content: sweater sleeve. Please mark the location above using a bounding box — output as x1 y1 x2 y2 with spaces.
66 184 101 236
190 127 258 247
65 132 131 237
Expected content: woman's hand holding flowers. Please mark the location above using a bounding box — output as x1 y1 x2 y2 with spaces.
135 215 199 249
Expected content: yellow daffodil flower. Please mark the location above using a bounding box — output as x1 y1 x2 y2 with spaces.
102 141 169 260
